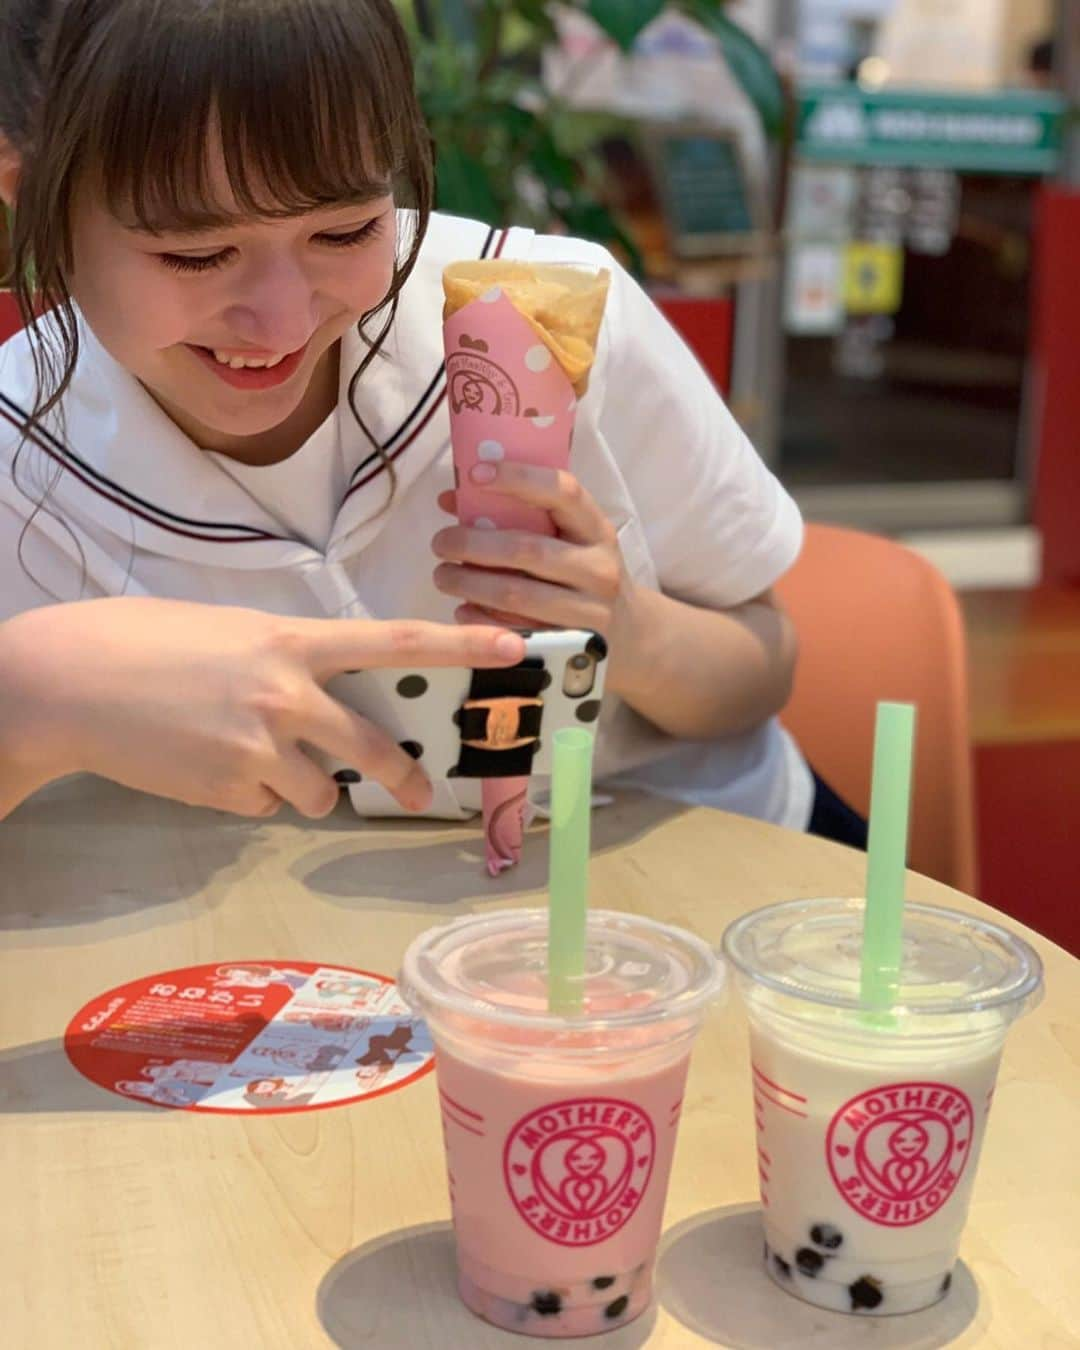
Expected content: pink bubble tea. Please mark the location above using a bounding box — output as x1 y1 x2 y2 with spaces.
401 908 722 1337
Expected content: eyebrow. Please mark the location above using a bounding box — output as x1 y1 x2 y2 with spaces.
125 183 394 237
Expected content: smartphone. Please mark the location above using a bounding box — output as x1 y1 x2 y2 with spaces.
321 627 608 782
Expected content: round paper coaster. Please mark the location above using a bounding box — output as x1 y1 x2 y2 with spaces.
65 960 434 1114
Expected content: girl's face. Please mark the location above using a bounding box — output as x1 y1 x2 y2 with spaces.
67 150 397 459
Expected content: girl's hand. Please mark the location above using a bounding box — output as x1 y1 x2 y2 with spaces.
0 598 524 820
431 462 641 671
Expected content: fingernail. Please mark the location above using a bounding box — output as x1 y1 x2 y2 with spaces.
495 633 524 659
471 463 497 484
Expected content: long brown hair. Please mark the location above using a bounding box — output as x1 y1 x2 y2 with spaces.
0 0 433 569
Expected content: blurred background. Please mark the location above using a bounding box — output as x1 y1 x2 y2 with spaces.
2 1 1077 947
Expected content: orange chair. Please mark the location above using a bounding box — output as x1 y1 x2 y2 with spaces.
776 523 977 894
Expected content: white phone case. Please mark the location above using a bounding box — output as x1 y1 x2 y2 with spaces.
320 627 607 785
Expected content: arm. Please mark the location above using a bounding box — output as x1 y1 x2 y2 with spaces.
433 459 799 743
432 461 797 741
612 585 797 741
0 598 526 822
0 612 75 817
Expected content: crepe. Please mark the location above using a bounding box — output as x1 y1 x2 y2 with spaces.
443 261 611 395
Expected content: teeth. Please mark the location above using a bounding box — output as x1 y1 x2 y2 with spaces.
211 349 287 370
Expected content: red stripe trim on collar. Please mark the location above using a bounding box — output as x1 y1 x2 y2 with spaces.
0 401 285 545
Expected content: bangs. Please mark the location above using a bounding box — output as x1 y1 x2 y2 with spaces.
79 0 422 230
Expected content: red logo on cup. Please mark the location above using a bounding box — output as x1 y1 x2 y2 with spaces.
826 1081 975 1227
503 1097 656 1247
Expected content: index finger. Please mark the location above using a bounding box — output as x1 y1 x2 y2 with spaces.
298 617 526 681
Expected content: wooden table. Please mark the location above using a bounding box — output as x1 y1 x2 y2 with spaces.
1 780 1077 1349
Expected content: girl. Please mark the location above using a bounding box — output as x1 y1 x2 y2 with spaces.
0 0 840 841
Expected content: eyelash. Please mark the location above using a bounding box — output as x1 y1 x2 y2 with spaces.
158 215 385 274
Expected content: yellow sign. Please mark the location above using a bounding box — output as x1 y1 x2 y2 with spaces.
843 242 904 315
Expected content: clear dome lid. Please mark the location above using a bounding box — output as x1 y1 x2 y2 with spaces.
401 907 721 1031
722 898 1043 1018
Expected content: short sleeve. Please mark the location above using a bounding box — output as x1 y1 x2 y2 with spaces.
594 258 803 609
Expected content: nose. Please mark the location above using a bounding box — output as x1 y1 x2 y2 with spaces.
221 253 320 352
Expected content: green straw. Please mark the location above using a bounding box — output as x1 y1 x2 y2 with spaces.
860 701 917 1011
547 727 594 1015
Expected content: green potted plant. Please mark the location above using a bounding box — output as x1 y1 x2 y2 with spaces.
395 1 783 267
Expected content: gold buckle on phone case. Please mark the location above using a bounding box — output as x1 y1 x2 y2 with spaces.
461 697 543 751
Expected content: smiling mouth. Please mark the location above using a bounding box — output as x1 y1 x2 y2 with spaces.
186 339 310 390
207 348 290 370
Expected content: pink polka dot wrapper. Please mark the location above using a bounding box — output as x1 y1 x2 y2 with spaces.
441 266 610 874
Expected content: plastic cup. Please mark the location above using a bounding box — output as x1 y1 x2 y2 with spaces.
400 908 722 1338
722 898 1043 1316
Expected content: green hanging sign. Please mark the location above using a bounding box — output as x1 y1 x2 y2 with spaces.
797 85 1065 176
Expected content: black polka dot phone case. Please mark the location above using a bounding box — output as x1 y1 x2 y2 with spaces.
321 628 608 784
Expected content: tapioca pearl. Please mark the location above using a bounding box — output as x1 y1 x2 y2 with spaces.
773 1253 792 1280
473 517 497 530
796 1248 826 1277
604 1295 629 1320
480 286 502 303
530 1291 562 1316
477 439 505 461
530 415 555 428
810 1222 844 1250
591 1276 615 1291
333 769 362 784
525 344 552 373
849 1276 883 1311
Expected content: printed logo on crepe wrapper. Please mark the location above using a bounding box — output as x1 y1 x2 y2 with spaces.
447 345 521 416
826 1081 974 1227
64 961 434 1114
503 1097 656 1247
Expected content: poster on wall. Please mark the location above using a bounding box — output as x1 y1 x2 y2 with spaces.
787 163 858 239
785 242 845 335
842 240 905 315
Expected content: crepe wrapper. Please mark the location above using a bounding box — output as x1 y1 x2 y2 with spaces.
442 260 610 875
